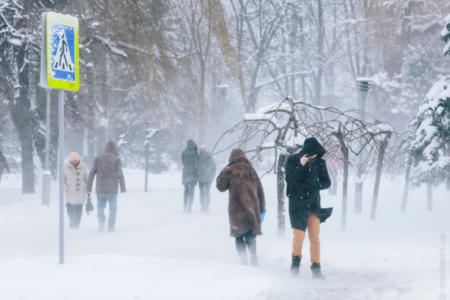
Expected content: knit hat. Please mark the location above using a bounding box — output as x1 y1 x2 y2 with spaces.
69 152 80 161
198 145 208 154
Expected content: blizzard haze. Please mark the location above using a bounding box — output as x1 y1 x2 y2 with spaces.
1 1 450 299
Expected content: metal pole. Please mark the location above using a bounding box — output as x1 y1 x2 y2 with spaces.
45 89 51 170
145 142 149 192
354 80 370 214
58 89 65 264
42 88 52 206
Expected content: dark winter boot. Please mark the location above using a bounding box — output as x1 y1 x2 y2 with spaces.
290 255 301 276
311 262 324 279
245 234 258 267
235 236 248 265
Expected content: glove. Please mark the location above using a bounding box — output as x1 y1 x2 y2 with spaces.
261 210 267 222
86 195 94 216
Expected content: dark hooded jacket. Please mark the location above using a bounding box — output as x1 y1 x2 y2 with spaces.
198 152 216 183
87 141 126 194
285 137 332 231
182 140 199 185
216 149 266 237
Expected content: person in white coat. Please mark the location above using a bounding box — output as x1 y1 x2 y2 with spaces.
64 152 89 228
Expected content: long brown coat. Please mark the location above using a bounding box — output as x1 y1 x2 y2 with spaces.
87 141 126 194
216 149 266 237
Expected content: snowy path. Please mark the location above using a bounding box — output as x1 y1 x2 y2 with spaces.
0 169 448 299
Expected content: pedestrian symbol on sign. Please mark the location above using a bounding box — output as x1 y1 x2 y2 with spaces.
49 21 76 83
53 32 74 72
41 12 79 91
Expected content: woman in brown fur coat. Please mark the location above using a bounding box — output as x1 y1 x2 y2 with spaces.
216 148 266 266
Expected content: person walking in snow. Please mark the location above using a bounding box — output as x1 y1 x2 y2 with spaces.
197 145 216 213
182 140 199 213
64 152 89 229
285 137 332 278
216 149 266 266
87 141 126 232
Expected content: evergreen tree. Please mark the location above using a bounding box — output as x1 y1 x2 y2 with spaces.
410 14 450 198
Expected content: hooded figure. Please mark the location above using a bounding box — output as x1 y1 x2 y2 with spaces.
87 141 126 232
285 137 331 278
181 140 199 212
197 145 216 213
216 149 266 266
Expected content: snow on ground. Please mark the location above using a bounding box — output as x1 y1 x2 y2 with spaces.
0 168 448 300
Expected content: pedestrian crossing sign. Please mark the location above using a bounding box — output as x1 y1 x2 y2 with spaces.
46 12 79 91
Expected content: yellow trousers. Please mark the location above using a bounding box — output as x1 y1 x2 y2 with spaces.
292 213 320 264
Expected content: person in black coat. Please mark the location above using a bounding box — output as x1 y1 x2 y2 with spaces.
197 145 216 213
285 137 332 278
182 140 199 212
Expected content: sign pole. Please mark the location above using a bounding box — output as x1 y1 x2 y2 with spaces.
59 89 65 264
42 88 52 206
41 11 79 264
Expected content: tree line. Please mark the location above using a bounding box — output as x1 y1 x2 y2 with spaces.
0 0 449 193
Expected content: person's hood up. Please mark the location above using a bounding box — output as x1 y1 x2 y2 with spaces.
186 139 198 152
299 137 326 158
228 148 251 165
103 141 119 156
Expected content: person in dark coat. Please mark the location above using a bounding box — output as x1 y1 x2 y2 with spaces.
87 141 126 232
0 150 10 183
182 140 199 213
197 145 216 213
285 137 332 278
216 148 266 266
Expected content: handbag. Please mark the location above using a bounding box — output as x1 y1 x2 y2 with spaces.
86 194 94 216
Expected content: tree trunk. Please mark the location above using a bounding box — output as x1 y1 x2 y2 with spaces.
370 133 391 219
144 142 150 192
9 55 33 193
277 153 287 237
427 180 433 211
401 155 412 212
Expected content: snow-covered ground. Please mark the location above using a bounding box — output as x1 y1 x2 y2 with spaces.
0 169 448 300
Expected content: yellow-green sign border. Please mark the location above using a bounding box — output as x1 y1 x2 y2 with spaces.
46 12 79 91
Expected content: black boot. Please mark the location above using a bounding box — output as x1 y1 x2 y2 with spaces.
311 262 324 279
290 255 301 276
245 234 258 267
235 236 248 265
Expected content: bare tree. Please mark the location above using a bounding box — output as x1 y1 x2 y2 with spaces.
211 96 395 234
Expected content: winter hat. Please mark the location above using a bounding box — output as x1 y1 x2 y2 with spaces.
69 152 80 161
198 145 208 154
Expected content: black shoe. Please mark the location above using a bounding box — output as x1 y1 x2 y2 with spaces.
311 262 324 279
290 255 301 276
